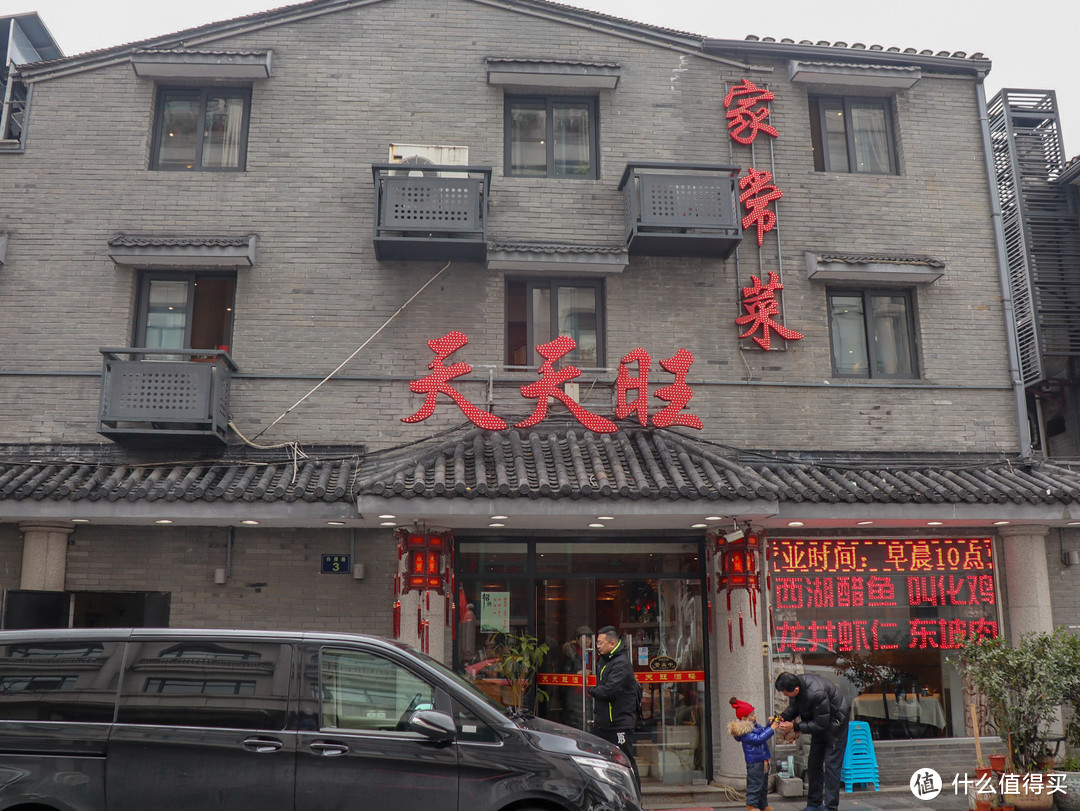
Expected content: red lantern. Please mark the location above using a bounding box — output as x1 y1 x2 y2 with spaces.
715 530 759 593
397 528 452 594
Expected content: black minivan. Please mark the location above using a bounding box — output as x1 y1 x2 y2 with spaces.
0 628 640 811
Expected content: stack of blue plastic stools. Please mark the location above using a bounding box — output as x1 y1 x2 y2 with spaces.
841 720 879 792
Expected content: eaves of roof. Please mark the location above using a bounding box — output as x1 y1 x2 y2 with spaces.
15 0 705 82
704 36 992 76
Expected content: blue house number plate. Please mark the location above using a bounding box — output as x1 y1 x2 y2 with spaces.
321 554 351 574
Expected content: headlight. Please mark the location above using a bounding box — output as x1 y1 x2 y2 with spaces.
571 754 637 796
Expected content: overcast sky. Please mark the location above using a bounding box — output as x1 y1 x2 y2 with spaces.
12 0 1079 156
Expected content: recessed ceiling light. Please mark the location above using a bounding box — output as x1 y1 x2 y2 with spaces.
928 521 944 526
380 521 397 527
491 515 508 520
241 520 259 525
72 518 90 523
597 516 615 521
857 521 874 526
155 519 172 524
489 522 505 528
378 514 396 519
588 523 605 528
1070 521 1080 526
788 521 804 527
705 516 724 521
327 521 346 526
691 523 707 529
993 521 1010 526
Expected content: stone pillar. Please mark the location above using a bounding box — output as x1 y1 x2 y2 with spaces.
999 524 1054 637
18 521 74 591
714 584 766 784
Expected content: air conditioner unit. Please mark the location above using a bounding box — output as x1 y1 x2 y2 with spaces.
388 143 469 177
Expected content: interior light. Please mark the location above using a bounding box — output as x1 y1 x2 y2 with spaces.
489 523 505 528
788 521 804 527
327 521 346 526
380 521 397 527
705 516 724 521
690 523 707 529
597 516 615 521
588 523 605 528
242 520 259 525
379 514 396 519
1070 521 1080 526
927 521 944 526
491 515 508 520
857 521 874 526
72 518 91 523
155 519 172 524
993 521 1010 526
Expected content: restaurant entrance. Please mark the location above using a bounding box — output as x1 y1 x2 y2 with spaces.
456 538 710 785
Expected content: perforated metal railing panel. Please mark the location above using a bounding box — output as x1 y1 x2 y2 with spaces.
381 178 482 232
107 362 212 420
636 174 735 228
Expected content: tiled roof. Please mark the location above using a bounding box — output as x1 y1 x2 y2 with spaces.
133 48 270 56
356 425 1080 505
486 57 621 68
742 35 984 61
109 234 254 248
813 252 946 268
4 429 1079 507
0 457 358 503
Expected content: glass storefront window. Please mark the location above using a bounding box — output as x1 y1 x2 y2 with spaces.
456 538 707 785
767 537 999 740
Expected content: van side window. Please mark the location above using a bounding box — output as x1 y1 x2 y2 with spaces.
116 640 290 730
450 698 500 743
314 648 436 733
0 640 123 722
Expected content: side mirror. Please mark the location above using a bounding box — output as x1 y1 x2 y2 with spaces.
409 709 456 743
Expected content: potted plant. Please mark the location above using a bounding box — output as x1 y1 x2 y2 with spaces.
492 632 550 713
953 629 1080 811
1053 753 1080 811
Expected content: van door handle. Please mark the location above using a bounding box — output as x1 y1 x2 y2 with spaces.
243 736 284 753
309 741 349 756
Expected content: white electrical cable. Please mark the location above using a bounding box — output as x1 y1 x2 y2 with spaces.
250 261 452 441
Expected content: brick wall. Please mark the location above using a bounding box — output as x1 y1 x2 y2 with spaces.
0 0 1019 455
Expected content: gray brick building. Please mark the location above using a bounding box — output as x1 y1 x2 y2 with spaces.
3 0 1080 789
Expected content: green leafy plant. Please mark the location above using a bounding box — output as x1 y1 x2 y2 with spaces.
952 628 1080 773
493 632 550 713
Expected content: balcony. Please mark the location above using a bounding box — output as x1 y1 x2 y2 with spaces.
619 163 742 258
98 349 236 446
372 164 491 262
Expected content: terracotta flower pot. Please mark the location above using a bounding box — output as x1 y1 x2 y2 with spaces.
990 754 1008 772
1002 780 1055 811
976 766 994 779
975 800 993 811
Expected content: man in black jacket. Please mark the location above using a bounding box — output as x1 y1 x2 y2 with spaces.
775 672 851 811
588 626 639 786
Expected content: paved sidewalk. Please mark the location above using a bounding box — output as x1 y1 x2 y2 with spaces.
644 784 973 811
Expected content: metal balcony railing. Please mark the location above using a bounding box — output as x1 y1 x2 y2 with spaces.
372 164 491 262
619 162 742 258
98 348 236 445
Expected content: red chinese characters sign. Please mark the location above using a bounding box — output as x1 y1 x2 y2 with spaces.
403 331 702 433
769 538 998 653
735 272 804 350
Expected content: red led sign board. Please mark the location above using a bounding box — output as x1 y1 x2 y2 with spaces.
769 538 998 653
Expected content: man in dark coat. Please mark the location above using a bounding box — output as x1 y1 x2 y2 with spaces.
588 625 639 785
775 672 851 811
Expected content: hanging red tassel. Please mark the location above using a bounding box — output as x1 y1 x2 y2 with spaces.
417 603 422 636
426 590 430 611
739 611 745 647
393 601 401 638
728 618 733 652
707 600 713 634
445 593 450 627
726 591 731 612
769 606 774 636
451 601 457 639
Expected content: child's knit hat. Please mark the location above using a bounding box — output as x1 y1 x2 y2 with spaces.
729 697 754 719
